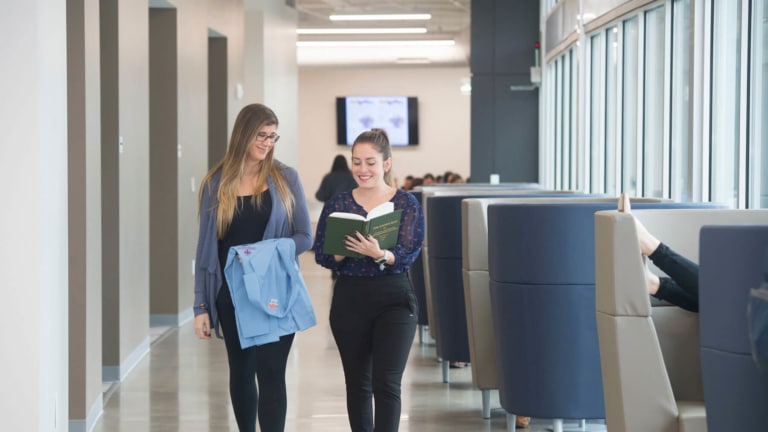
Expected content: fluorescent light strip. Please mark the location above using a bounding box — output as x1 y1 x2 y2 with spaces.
297 40 454 47
329 14 432 21
297 27 427 35
395 57 431 64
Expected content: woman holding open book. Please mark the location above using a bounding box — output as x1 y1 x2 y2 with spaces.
313 128 425 432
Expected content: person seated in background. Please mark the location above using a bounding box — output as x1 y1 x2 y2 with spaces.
315 154 358 202
447 172 464 184
422 173 435 185
619 193 700 312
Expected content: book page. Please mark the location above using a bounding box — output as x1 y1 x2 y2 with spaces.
367 201 394 219
328 212 365 221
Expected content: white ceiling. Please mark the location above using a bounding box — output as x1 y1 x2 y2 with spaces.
294 0 471 67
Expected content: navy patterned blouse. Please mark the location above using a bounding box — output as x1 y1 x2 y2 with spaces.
314 189 424 277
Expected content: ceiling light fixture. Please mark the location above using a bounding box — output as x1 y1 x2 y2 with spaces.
395 57 431 64
329 13 432 21
297 27 427 35
297 40 454 47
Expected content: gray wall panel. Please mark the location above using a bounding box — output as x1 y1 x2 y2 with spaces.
470 0 540 183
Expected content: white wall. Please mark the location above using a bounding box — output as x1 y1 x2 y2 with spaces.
244 1 299 167
298 66 471 215
0 0 69 430
175 0 245 323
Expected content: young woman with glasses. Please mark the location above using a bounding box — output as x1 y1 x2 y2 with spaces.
193 103 312 432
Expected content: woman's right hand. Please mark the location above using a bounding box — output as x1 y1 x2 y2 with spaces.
194 313 211 340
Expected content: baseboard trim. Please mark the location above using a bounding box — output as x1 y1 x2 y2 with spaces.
68 393 103 432
150 307 193 327
102 336 150 382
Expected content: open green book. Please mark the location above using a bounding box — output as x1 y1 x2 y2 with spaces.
322 201 402 258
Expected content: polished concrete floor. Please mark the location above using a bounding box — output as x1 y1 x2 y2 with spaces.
92 252 602 432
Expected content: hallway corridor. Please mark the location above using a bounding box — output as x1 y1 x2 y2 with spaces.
90 252 587 431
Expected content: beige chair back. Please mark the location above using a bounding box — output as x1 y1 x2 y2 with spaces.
595 208 768 432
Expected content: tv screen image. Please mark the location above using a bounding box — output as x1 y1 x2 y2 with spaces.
336 96 419 146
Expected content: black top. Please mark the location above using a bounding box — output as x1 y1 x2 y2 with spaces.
217 190 272 278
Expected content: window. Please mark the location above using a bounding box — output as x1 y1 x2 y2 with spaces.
750 0 768 208
670 0 692 201
606 27 619 195
622 17 640 196
555 57 563 188
710 0 742 207
644 6 666 197
563 49 573 190
590 33 606 193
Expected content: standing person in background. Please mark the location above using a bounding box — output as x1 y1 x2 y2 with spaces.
316 154 358 280
193 103 312 432
400 175 414 191
316 154 358 202
313 128 425 432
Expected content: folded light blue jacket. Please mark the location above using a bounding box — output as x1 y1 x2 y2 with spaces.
224 238 316 348
193 161 313 337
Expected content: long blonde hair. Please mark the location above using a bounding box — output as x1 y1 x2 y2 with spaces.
199 103 295 238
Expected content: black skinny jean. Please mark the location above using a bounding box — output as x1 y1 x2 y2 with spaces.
330 273 418 432
216 285 295 432
650 242 700 312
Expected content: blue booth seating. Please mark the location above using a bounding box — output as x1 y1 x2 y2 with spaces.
461 197 665 420
407 191 429 329
417 184 546 345
418 186 561 377
699 225 768 431
425 191 580 384
751 261 768 387
488 202 717 432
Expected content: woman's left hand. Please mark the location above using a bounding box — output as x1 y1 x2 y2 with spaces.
344 231 382 259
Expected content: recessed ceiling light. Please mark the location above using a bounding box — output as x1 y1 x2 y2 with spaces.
395 57 431 64
297 27 428 35
296 40 454 47
329 14 432 21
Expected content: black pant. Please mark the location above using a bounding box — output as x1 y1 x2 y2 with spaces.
650 242 700 312
330 273 418 432
216 285 295 432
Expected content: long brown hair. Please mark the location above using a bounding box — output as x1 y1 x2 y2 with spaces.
352 128 395 187
199 103 295 238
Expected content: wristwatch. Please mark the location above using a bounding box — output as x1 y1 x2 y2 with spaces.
375 250 390 270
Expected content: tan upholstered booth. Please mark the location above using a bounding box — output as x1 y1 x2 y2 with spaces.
594 209 768 432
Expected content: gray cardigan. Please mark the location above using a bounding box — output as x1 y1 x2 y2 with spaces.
193 160 313 336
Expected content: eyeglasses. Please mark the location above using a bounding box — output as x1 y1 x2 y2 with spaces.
255 132 280 143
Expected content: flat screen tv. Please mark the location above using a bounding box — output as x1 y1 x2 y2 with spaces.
336 96 419 146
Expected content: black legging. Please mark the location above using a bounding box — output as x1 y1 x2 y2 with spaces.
216 285 295 432
330 273 418 432
650 242 700 312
